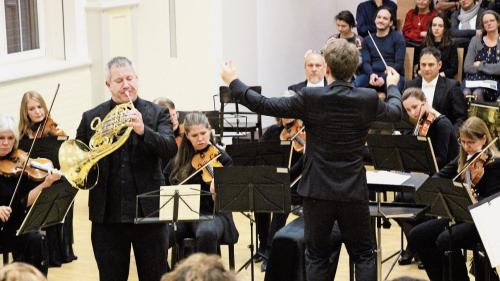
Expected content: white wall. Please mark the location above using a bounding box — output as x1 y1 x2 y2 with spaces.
1 0 380 132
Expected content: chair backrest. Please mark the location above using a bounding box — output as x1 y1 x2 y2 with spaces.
455 48 464 81
397 0 414 31
404 47 415 80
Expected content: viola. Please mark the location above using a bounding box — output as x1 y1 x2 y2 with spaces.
280 120 306 153
413 110 438 137
191 144 223 183
0 149 55 181
30 116 66 138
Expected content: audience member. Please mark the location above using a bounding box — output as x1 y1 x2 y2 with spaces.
403 0 438 48
328 10 363 50
451 0 485 48
356 7 406 94
0 262 47 281
422 13 459 78
356 0 397 37
161 253 237 281
463 10 500 102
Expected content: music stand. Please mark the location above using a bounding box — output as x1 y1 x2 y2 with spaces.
367 134 439 174
415 177 473 281
135 184 214 266
17 181 77 236
215 166 290 281
366 134 437 281
226 141 292 167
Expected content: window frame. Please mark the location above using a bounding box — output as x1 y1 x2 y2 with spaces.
0 0 46 63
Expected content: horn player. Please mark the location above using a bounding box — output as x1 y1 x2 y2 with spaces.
75 56 177 281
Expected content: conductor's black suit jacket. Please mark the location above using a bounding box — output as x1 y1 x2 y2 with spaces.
76 98 177 223
230 79 402 202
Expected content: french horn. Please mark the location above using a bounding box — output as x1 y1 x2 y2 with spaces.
59 94 135 190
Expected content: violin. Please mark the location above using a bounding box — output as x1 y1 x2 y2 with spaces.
29 116 66 138
280 120 306 153
455 137 498 203
413 110 438 137
0 149 55 181
191 144 223 183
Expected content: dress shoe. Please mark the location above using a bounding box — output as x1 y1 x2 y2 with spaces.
398 250 414 265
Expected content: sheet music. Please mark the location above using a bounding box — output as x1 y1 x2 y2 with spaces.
470 195 500 268
366 170 410 185
465 80 498 90
159 185 201 221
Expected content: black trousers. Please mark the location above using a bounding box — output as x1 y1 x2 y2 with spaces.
91 223 169 281
255 211 289 256
303 198 376 281
409 218 480 281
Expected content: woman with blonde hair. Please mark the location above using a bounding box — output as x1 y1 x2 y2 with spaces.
17 91 75 267
408 116 500 281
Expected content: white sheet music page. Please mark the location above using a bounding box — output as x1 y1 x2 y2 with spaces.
366 170 410 185
470 195 500 268
159 184 201 221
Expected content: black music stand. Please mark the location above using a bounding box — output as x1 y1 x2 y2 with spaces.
215 166 290 281
415 177 473 281
17 181 77 236
366 134 437 281
367 134 439 174
218 86 263 143
226 141 292 167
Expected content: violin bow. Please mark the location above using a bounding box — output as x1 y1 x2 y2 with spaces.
453 137 499 182
7 84 61 208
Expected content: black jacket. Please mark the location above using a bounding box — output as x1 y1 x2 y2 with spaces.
405 76 467 131
76 98 177 223
230 79 402 202
287 79 327 93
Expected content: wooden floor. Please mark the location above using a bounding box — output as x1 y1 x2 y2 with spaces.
8 191 459 280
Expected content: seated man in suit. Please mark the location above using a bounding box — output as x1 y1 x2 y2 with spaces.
404 47 467 132
354 7 406 95
288 51 327 93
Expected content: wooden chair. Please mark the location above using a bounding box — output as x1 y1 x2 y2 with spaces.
455 48 464 82
404 47 415 81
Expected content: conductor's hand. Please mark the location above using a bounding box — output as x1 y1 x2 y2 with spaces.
385 66 400 87
221 61 237 85
0 206 11 222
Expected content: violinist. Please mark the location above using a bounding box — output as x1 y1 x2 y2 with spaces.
164 112 238 254
402 87 459 169
408 116 500 281
18 90 77 267
19 91 65 140
397 87 460 266
0 114 61 275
